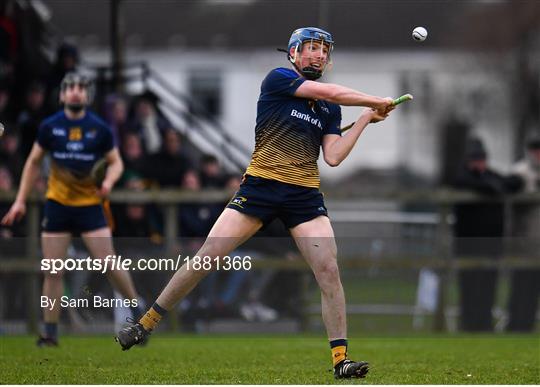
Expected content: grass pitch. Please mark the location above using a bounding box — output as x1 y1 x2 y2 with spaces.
1 334 538 384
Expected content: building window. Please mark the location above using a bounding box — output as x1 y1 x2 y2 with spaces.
187 70 222 119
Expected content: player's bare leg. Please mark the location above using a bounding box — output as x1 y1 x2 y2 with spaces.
156 209 262 309
39 232 72 346
116 208 262 350
290 216 369 378
290 216 345 339
82 227 139 301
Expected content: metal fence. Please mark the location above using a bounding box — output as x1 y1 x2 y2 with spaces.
1 189 539 334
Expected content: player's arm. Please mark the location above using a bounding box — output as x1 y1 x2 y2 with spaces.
1 143 46 225
295 81 393 111
322 108 388 167
98 147 124 197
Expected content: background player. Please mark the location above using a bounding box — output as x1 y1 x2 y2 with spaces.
1 72 143 346
116 27 395 379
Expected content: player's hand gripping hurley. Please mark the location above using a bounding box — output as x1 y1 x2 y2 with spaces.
341 93 413 133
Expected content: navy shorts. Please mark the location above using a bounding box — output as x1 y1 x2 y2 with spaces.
226 175 328 228
42 199 107 233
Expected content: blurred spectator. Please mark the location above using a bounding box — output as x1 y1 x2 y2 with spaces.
512 134 540 192
506 134 540 332
16 80 47 159
0 81 15 125
114 201 161 241
224 174 242 192
103 93 130 144
0 165 27 321
147 129 192 187
0 166 24 237
0 129 22 181
46 42 79 112
0 165 12 190
0 1 17 86
178 170 221 239
119 132 148 187
129 93 170 155
453 137 521 332
200 154 227 188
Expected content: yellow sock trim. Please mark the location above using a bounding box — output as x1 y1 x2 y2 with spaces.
139 307 163 331
332 345 347 367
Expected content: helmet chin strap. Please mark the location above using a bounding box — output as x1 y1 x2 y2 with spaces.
66 103 85 113
299 65 323 80
292 62 324 80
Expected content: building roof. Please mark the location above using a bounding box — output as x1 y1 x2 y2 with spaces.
46 0 540 51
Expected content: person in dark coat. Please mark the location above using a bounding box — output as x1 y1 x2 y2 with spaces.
146 129 192 188
506 134 540 332
453 137 521 331
16 81 47 159
199 154 227 188
45 43 79 112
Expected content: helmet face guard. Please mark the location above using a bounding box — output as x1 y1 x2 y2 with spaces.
287 27 334 80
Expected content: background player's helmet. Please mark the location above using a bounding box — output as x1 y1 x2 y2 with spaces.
60 71 94 111
60 71 91 92
287 27 334 80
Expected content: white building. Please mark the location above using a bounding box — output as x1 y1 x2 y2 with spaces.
85 47 517 182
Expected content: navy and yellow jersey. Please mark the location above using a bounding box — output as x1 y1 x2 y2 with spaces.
245 67 342 189
37 110 114 206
